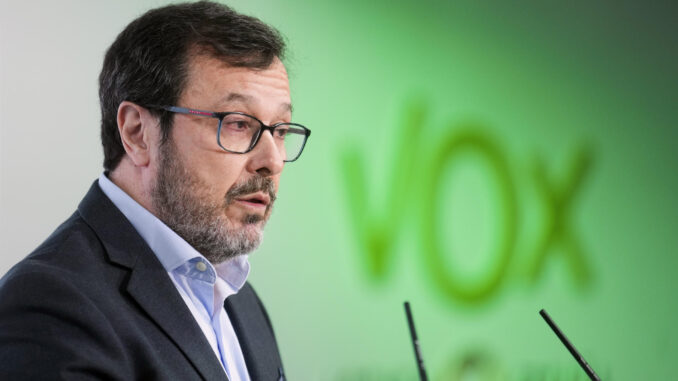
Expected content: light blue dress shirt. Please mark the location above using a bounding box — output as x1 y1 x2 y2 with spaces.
98 174 251 381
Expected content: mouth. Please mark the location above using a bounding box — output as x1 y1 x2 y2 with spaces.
234 192 271 210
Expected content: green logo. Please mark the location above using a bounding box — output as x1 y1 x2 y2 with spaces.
340 101 594 305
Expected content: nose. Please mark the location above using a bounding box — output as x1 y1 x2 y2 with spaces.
246 130 285 176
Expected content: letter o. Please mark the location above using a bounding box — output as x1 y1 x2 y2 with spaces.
420 128 517 303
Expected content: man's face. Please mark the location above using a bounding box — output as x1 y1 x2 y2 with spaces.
151 55 291 264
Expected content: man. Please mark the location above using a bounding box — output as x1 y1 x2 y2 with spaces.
0 2 310 380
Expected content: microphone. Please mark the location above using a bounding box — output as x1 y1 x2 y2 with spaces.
539 309 601 381
404 301 428 381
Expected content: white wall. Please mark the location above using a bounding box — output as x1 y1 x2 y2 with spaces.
0 1 175 273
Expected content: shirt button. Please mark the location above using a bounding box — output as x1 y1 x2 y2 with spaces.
196 261 207 272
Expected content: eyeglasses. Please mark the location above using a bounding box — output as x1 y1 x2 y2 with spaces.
148 105 311 162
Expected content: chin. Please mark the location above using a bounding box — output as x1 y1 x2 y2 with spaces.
238 216 265 237
243 213 265 224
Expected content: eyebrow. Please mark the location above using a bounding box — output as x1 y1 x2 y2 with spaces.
219 92 293 114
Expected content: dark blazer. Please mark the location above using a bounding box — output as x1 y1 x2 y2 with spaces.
0 182 285 380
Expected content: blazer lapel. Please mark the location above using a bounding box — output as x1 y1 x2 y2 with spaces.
225 283 284 380
78 181 227 381
126 257 227 381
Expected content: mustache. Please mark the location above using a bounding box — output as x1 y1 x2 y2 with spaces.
225 176 277 205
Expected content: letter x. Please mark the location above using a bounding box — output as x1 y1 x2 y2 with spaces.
528 147 594 287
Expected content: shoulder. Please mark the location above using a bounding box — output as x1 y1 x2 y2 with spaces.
0 207 124 325
3 210 111 287
0 212 130 378
0 209 113 330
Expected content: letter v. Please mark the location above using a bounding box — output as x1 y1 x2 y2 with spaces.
339 101 426 279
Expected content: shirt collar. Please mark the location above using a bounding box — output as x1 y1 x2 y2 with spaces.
97 173 250 290
215 255 250 291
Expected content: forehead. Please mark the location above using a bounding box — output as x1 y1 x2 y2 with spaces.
180 54 291 112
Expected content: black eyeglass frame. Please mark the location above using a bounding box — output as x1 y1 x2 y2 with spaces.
147 105 311 162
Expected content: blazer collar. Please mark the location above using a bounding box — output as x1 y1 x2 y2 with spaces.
77 181 228 381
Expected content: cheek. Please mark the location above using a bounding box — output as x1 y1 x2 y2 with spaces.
169 123 249 194
196 155 248 192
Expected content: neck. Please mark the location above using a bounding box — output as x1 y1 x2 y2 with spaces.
109 157 156 215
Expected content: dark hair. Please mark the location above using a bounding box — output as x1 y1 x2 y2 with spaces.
99 1 286 171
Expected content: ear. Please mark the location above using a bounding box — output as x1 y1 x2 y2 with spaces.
117 101 155 167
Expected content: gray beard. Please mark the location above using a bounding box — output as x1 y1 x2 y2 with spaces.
150 139 275 264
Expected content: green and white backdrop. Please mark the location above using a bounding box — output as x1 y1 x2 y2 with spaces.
1 1 676 380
